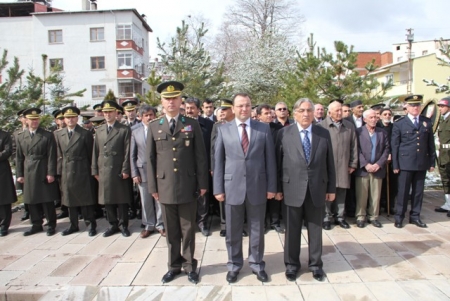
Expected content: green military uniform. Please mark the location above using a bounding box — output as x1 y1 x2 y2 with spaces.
437 97 450 211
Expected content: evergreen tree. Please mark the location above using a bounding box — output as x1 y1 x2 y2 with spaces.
103 89 117 102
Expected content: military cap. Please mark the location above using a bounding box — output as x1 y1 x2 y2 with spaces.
116 105 124 114
370 103 385 111
81 115 92 124
349 99 363 108
438 96 450 107
121 99 138 111
93 103 103 111
23 108 41 119
218 99 233 110
157 81 184 98
102 100 119 112
90 116 105 126
404 94 423 104
17 109 25 117
329 99 344 104
52 109 64 119
62 106 80 117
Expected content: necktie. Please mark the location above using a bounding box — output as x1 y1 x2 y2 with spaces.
107 126 112 134
301 130 311 163
414 117 418 128
68 131 72 139
241 123 249 155
30 131 34 138
170 118 176 134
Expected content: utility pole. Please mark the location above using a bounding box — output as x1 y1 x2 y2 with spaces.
406 28 414 94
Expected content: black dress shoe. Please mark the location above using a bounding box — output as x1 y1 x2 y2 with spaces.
122 227 131 237
47 227 56 236
24 226 43 236
271 225 285 234
161 270 181 283
61 227 79 236
0 226 8 237
186 271 199 284
88 229 97 237
128 211 137 220
103 227 120 237
435 207 448 213
285 270 297 282
201 227 210 237
226 271 239 283
369 220 382 228
56 211 68 219
336 220 350 229
394 222 403 228
242 230 248 237
21 212 29 221
312 269 325 281
409 219 427 228
253 270 268 282
322 222 331 230
356 220 365 228
220 230 226 237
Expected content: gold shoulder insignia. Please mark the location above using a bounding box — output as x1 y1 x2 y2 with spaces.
150 117 163 123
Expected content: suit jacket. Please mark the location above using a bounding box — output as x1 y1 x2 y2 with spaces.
54 125 96 207
269 122 283 144
198 116 214 170
130 123 149 182
203 114 217 122
376 120 393 153
146 115 208 205
345 115 365 128
391 115 436 171
213 119 277 205
354 126 389 178
0 130 17 205
16 127 60 204
276 124 336 208
91 121 132 205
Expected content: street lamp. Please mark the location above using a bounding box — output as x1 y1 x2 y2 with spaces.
406 28 414 94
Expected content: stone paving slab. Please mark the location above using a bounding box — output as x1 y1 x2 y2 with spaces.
0 191 447 300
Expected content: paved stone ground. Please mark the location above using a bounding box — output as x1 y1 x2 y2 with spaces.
1 191 450 300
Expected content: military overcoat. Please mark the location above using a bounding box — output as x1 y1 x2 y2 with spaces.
0 130 17 205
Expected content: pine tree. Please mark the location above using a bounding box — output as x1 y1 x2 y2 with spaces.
103 89 117 102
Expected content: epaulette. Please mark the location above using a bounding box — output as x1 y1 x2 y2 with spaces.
186 115 196 120
150 117 163 123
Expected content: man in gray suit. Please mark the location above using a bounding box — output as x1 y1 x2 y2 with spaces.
130 104 164 238
276 98 336 282
214 93 277 283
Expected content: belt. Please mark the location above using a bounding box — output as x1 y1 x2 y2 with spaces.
441 144 450 149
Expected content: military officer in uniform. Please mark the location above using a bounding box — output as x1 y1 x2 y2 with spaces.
436 97 450 215
55 106 98 236
391 95 436 228
0 128 17 236
16 108 60 236
92 101 133 237
146 81 208 284
93 104 104 117
122 99 141 127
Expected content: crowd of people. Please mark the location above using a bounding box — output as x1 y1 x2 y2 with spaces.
0 80 445 285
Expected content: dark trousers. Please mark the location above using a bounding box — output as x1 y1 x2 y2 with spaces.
395 170 426 222
345 174 357 217
196 194 209 228
68 205 96 230
161 201 197 273
219 200 226 231
29 202 56 229
0 204 12 229
266 198 281 226
105 204 129 228
284 189 323 272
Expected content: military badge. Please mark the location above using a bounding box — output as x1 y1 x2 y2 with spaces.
423 121 427 127
183 125 192 132
167 85 175 92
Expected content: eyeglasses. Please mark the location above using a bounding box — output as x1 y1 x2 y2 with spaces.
277 108 287 111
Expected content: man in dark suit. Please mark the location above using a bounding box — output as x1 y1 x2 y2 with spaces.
391 95 436 228
214 93 277 283
202 98 217 122
185 97 214 237
274 102 294 127
256 104 284 233
131 104 165 239
16 108 60 236
354 109 389 228
0 128 17 236
275 98 336 282
92 101 133 237
54 106 97 236
147 81 208 284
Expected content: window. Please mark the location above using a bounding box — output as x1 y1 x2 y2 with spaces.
92 85 106 98
118 52 133 69
49 58 64 71
91 56 105 70
116 24 132 40
385 74 393 84
48 30 62 43
90 27 104 41
396 46 401 51
422 50 428 55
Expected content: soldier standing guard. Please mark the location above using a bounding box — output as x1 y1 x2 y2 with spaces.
436 97 450 215
146 81 208 284
92 101 133 237
16 108 60 236
55 106 98 236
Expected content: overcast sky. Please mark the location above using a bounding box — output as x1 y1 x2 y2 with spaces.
51 0 450 57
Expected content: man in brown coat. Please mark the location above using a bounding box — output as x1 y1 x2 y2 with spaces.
147 81 208 284
319 100 358 230
0 129 17 236
92 101 132 237
16 108 60 236
55 106 97 236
